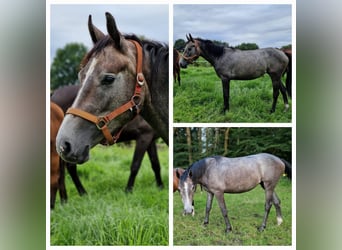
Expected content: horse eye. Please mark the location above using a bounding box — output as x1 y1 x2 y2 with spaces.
101 74 116 85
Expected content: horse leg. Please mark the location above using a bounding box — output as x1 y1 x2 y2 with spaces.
215 192 232 233
66 163 87 196
270 74 289 113
204 191 214 225
147 140 164 189
273 191 283 225
58 158 68 204
125 141 146 192
259 186 275 231
221 78 230 113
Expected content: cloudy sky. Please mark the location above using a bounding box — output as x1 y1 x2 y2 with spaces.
173 4 292 48
49 4 169 63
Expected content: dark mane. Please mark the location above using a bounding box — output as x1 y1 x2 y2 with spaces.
182 158 209 184
196 38 225 58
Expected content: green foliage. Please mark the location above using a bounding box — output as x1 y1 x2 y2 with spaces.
174 39 186 51
173 178 292 245
50 43 87 90
174 65 292 122
235 42 259 50
51 143 168 246
173 127 292 168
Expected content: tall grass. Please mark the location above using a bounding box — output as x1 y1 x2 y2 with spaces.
173 177 292 246
50 143 168 246
174 66 292 123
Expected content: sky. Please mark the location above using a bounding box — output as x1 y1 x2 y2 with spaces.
173 4 292 48
49 4 292 63
49 4 169 63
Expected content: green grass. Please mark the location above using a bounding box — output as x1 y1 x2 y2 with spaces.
51 143 168 246
174 66 292 123
173 177 292 246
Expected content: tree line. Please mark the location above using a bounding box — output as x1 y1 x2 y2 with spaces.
173 127 291 168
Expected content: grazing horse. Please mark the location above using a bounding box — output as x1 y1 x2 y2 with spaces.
178 153 291 233
51 85 164 192
173 49 181 85
179 34 290 113
50 102 67 208
56 13 169 166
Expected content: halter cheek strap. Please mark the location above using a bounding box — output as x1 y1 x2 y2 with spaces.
66 40 145 145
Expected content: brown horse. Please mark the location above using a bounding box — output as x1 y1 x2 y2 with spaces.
173 168 185 192
173 49 181 85
50 102 67 209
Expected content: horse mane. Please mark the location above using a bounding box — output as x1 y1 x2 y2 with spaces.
182 158 209 184
80 34 169 75
196 38 225 58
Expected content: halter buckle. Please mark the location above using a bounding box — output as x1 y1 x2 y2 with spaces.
96 117 108 130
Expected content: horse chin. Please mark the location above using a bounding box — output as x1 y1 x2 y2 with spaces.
180 63 188 69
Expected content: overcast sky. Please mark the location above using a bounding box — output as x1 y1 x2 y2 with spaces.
49 4 169 63
173 4 292 48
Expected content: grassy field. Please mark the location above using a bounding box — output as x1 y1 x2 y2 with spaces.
50 142 169 246
173 177 292 246
174 65 292 123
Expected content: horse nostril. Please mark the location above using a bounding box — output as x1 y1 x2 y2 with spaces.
61 141 71 154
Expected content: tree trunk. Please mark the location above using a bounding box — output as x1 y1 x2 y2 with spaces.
186 127 192 164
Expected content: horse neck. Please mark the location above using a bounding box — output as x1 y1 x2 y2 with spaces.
197 41 220 67
140 46 169 145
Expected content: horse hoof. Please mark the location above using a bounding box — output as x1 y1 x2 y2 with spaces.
225 228 232 233
258 226 265 232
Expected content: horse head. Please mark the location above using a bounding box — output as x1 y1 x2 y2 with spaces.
56 13 148 164
179 33 200 68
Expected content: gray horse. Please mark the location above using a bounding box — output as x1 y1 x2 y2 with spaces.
180 34 290 113
178 153 291 233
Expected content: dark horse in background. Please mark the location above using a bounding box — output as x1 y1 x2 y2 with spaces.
178 153 291 233
173 48 181 85
180 34 291 113
51 84 164 193
56 13 168 169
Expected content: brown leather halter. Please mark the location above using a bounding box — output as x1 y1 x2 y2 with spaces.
66 40 145 145
182 42 200 63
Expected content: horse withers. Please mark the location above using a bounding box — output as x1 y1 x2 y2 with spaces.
56 12 168 165
180 34 291 113
178 153 291 233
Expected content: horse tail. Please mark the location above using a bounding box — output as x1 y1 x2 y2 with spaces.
284 51 292 98
281 158 292 180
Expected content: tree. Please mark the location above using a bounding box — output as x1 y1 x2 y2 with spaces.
235 43 259 50
174 39 186 51
50 43 87 90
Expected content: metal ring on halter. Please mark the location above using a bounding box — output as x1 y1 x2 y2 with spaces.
137 73 145 86
96 117 108 130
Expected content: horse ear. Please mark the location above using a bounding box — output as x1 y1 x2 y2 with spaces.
88 15 105 44
186 34 190 41
105 12 122 50
176 169 180 179
189 33 194 42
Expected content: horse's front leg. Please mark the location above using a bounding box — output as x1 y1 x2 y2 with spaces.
215 192 232 233
221 78 230 113
204 192 214 225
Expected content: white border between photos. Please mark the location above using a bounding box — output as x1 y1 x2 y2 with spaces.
46 0 296 249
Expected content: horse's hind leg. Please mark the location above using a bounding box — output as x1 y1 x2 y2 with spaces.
270 74 289 113
259 187 274 231
273 191 283 225
147 140 164 189
221 79 230 113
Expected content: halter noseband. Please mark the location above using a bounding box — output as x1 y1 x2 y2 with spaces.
181 42 200 63
66 40 145 145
